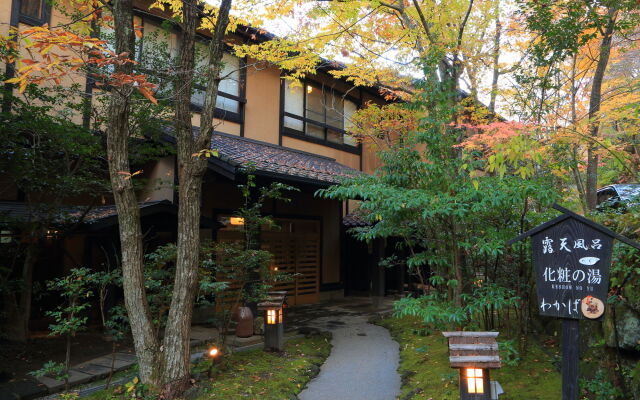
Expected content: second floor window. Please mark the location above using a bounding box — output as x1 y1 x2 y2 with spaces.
283 80 357 147
192 43 242 116
18 0 51 25
127 19 244 123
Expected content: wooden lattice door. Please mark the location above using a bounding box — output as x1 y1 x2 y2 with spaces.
216 218 320 306
261 219 320 305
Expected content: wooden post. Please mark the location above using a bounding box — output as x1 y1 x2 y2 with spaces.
370 238 385 297
561 319 580 400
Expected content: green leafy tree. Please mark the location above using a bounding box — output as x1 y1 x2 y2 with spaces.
33 268 96 390
207 170 296 348
319 56 558 335
518 0 640 210
0 83 106 342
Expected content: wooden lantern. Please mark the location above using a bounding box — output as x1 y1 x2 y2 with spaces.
443 332 501 400
258 291 287 352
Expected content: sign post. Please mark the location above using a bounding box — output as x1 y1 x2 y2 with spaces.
508 204 640 400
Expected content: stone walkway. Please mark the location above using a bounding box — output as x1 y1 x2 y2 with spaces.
296 299 401 400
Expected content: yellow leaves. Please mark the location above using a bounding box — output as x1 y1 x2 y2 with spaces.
4 75 28 93
192 149 219 159
40 44 54 55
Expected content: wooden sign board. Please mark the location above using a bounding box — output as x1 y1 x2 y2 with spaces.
532 218 612 320
508 204 640 400
509 204 640 321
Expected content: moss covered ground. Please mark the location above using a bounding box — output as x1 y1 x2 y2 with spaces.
194 333 331 399
377 316 562 400
82 333 331 400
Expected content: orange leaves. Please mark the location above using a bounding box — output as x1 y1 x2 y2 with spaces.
457 121 543 179
457 121 530 152
138 87 157 104
5 24 157 103
118 170 143 180
6 24 109 92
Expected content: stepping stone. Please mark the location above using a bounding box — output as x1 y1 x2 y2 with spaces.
113 352 137 362
35 369 93 391
73 361 114 376
190 326 218 341
225 335 262 347
86 356 134 371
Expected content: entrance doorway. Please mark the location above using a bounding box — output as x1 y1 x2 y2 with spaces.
217 217 321 306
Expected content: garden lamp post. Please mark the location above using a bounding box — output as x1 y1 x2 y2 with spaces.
442 332 502 400
206 346 221 378
258 291 287 352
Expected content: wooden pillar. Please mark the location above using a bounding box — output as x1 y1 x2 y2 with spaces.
264 322 284 352
562 319 580 400
370 238 385 297
396 259 405 294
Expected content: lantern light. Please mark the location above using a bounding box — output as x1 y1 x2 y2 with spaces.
229 217 245 226
267 309 276 325
466 368 484 394
208 347 220 358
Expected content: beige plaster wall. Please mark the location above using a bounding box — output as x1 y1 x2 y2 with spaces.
191 113 241 136
243 61 281 144
139 155 175 202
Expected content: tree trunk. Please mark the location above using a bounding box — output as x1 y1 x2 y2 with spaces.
18 243 36 340
569 53 587 213
106 0 159 385
160 0 232 396
159 2 199 394
2 243 38 342
488 6 501 115
585 8 617 211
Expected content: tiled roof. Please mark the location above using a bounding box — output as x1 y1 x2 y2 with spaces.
0 200 170 227
343 209 371 227
210 133 358 185
67 201 171 224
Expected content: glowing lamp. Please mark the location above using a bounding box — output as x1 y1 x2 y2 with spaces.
266 308 283 325
208 347 220 358
442 332 502 400
465 368 484 394
229 217 245 226
205 346 221 377
258 291 287 352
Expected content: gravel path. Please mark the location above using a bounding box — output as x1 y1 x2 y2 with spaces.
298 313 401 400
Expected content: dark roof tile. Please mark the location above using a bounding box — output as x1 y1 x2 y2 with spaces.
211 133 358 184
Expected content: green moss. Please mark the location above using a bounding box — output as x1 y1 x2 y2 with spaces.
196 333 331 399
82 333 331 400
377 316 562 400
